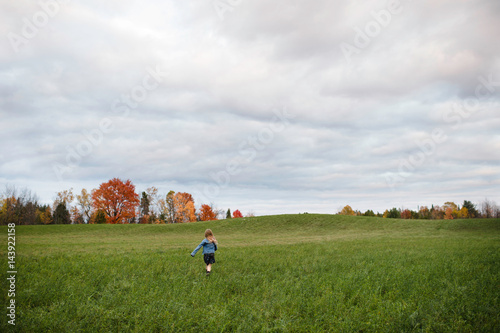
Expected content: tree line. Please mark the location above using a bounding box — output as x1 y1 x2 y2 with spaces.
338 199 500 219
0 178 252 225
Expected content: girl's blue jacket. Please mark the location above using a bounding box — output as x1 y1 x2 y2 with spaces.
191 239 217 256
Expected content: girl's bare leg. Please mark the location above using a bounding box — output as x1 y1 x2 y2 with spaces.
206 264 212 272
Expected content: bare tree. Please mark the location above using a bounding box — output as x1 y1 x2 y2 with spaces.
480 198 495 218
75 189 92 223
146 186 161 216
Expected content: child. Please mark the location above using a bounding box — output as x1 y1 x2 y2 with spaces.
191 229 218 276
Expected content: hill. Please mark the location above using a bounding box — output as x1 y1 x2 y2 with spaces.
2 214 499 332
13 214 500 255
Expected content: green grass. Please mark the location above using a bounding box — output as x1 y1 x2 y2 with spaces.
1 215 499 332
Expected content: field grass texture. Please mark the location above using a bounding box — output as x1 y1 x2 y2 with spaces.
1 214 499 332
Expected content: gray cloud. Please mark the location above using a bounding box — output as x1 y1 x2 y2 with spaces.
1 0 499 215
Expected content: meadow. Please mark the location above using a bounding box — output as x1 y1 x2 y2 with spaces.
1 214 499 332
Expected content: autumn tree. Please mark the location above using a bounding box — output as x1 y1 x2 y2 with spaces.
173 192 196 223
430 205 444 219
233 209 243 218
89 210 107 224
0 186 39 225
91 178 140 224
53 188 74 213
70 206 85 224
443 202 458 211
75 188 92 223
0 196 19 225
36 205 53 225
458 206 469 219
444 207 454 220
401 209 412 219
418 206 430 219
443 202 459 219
339 205 355 216
199 204 218 221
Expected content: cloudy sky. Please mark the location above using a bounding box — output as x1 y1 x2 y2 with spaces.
1 0 499 215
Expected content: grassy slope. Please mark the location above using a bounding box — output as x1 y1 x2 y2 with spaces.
1 214 499 332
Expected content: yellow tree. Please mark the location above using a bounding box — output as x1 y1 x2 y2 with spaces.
0 196 17 225
53 188 74 212
458 206 469 219
339 205 356 216
39 207 53 225
76 188 92 223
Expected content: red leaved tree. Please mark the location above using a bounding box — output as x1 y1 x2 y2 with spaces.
91 178 140 224
199 204 218 221
401 209 412 219
232 209 243 218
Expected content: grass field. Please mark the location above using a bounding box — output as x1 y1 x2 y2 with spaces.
1 215 499 332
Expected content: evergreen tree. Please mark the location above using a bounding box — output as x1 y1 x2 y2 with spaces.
94 210 107 224
140 191 150 223
462 200 478 218
140 192 150 216
54 202 71 224
363 210 375 217
226 209 232 219
387 207 400 218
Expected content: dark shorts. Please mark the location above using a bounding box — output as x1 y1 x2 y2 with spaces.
204 253 215 265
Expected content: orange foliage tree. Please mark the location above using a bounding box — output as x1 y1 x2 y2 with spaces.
444 207 454 220
339 205 355 216
173 192 196 223
419 206 430 219
232 209 243 218
401 209 412 219
91 178 140 224
199 204 218 221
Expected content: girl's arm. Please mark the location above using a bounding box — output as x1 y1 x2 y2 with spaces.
191 240 206 257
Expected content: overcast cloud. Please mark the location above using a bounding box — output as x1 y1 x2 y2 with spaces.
1 0 499 215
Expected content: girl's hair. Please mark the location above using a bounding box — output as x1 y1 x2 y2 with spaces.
205 229 217 244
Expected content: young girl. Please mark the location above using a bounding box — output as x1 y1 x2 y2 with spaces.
191 229 218 275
